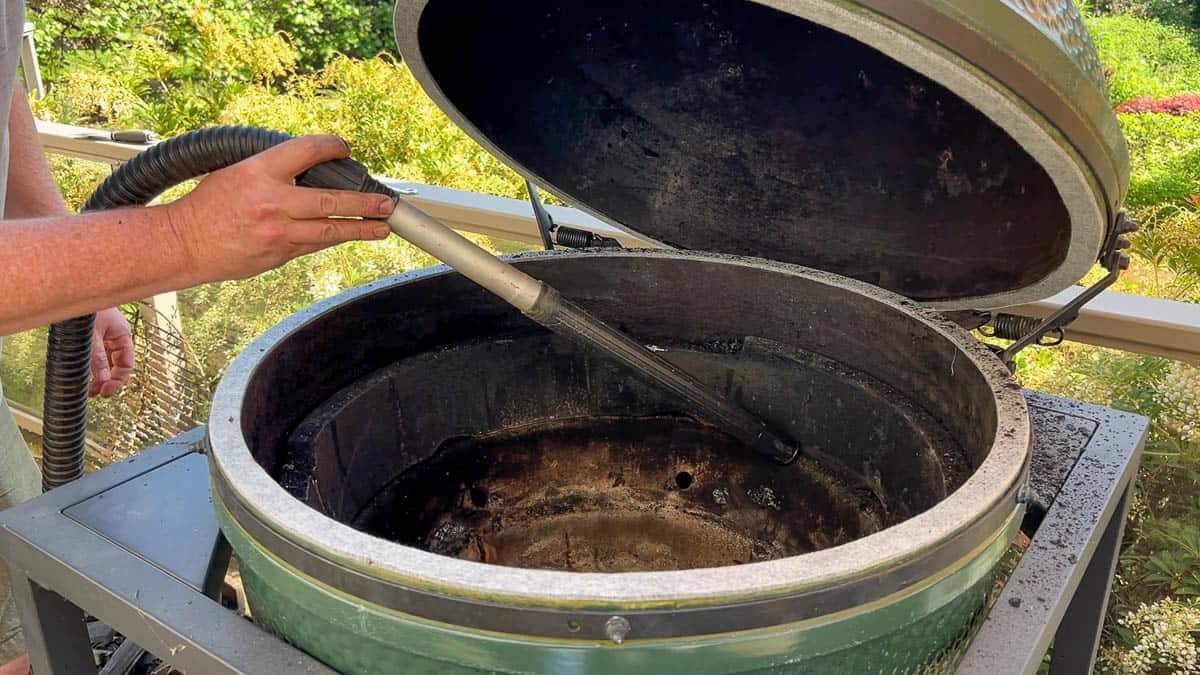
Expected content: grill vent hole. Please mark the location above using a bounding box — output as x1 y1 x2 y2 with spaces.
469 485 489 508
675 471 694 490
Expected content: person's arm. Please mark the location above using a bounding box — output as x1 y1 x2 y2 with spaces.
0 126 394 335
3 205 206 331
6 82 135 395
5 83 73 219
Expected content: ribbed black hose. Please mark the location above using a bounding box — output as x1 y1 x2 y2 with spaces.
41 314 94 491
41 125 393 491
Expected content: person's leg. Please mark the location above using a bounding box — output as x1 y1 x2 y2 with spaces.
0 378 43 667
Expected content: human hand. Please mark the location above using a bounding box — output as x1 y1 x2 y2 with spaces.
165 135 395 285
91 307 135 398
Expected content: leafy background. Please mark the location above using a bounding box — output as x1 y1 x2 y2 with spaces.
1 0 1198 670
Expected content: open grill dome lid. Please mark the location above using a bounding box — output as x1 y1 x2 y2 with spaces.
393 0 1130 310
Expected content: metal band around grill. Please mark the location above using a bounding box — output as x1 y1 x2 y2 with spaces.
210 465 1023 640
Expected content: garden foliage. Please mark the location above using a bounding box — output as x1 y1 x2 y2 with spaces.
1 1 1198 670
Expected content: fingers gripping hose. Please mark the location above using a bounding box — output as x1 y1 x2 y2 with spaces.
40 126 394 492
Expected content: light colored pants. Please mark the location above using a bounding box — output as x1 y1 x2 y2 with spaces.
0 339 42 662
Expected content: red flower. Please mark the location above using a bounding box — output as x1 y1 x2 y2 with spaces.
1115 94 1200 115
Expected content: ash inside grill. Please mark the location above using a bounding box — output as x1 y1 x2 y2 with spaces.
356 417 887 571
278 327 971 572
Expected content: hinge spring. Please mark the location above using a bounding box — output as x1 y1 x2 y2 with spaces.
981 315 1064 346
526 180 622 250
990 210 1139 369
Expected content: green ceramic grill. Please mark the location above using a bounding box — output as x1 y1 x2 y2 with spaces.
206 1 1128 672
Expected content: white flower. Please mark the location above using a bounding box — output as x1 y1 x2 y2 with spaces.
1100 598 1200 674
1157 363 1200 442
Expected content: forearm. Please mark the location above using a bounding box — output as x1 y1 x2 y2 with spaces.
0 125 393 334
6 82 69 218
0 206 196 334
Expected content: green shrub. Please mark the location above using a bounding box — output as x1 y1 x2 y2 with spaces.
1121 113 1200 207
1127 202 1200 300
220 55 529 199
0 329 47 414
255 0 395 71
1092 0 1200 28
44 155 112 210
28 0 391 79
29 0 269 81
1087 14 1200 105
33 6 300 135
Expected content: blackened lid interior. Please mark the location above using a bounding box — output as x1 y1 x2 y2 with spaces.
399 0 1116 309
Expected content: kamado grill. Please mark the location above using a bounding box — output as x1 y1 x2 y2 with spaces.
0 2 1151 674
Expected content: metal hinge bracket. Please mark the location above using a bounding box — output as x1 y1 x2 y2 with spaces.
985 210 1138 370
526 180 622 250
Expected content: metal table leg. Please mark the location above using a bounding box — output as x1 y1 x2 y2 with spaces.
958 398 1146 675
202 532 234 601
1048 478 1135 674
0 430 334 675
8 570 93 674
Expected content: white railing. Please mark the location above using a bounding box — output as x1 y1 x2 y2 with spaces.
29 119 1200 366
35 119 154 165
19 22 44 100
384 178 1200 365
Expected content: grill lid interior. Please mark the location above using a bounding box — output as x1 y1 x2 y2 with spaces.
395 0 1124 309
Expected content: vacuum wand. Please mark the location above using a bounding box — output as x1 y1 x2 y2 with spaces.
384 199 797 465
297 159 798 464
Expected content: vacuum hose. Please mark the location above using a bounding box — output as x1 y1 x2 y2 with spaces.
40 126 393 491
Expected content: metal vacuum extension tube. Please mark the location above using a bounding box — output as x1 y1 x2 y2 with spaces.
381 198 799 465
297 158 802 465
